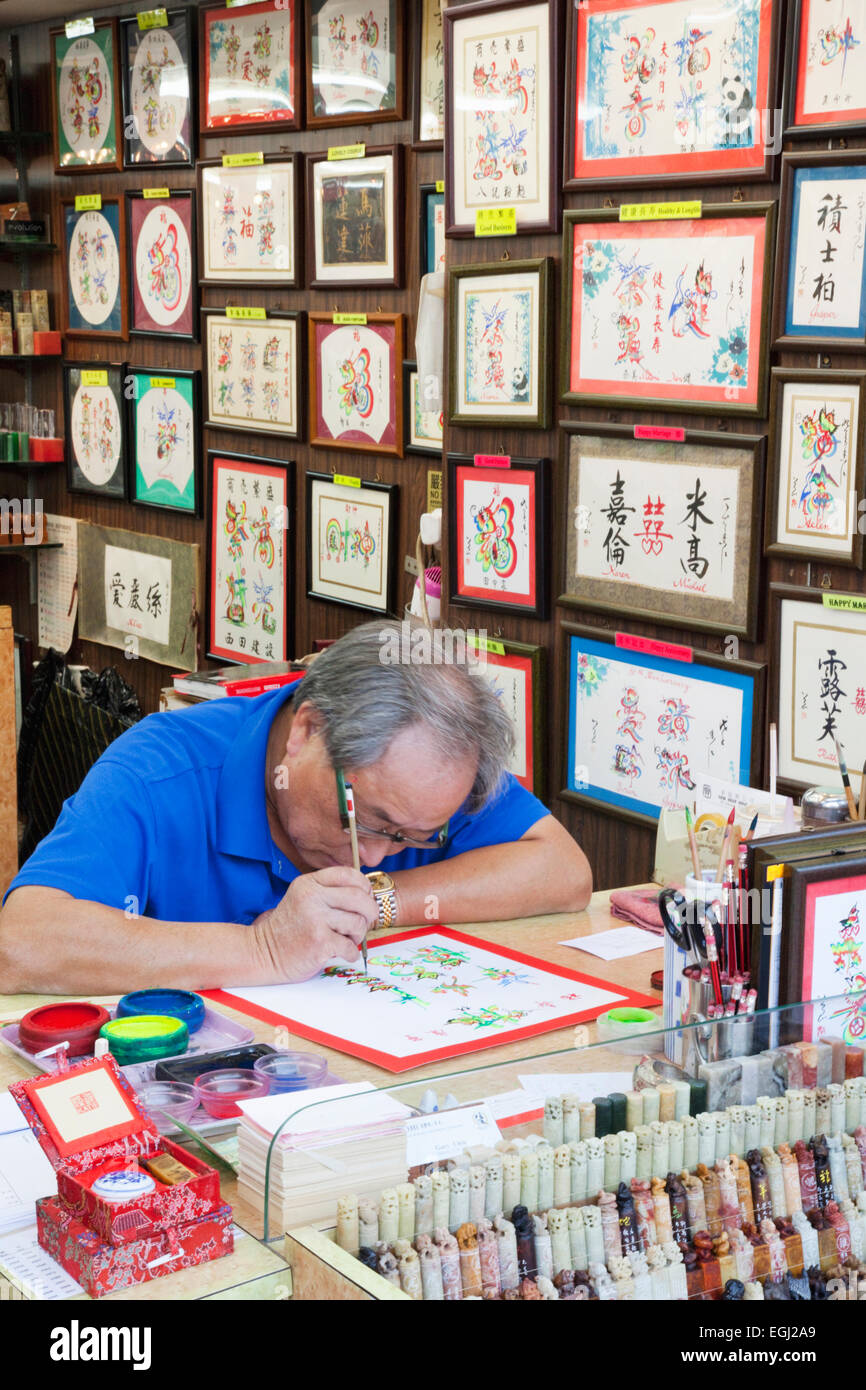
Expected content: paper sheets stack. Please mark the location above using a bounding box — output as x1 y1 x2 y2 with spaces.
236 1083 412 1231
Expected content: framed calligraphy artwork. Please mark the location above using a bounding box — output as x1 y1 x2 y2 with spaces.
413 0 444 146
420 182 445 275
127 190 197 340
561 423 764 640
474 637 546 797
306 0 404 127
198 156 300 288
449 258 551 429
50 19 122 172
200 0 300 134
203 309 302 440
766 367 866 566
308 312 403 458
207 451 292 665
128 367 201 517
61 197 128 341
120 9 194 166
784 860 866 1037
307 146 401 289
774 151 866 350
305 471 397 615
561 203 775 416
564 0 780 189
562 622 765 827
63 361 126 501
785 0 866 137
447 453 549 619
403 360 443 456
444 0 559 235
770 582 866 795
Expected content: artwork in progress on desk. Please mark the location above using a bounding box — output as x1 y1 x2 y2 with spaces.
199 159 298 285
787 0 866 134
208 451 291 664
201 0 300 133
775 154 866 348
205 928 658 1071
564 625 762 825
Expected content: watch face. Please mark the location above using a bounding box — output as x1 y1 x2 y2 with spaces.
368 872 394 892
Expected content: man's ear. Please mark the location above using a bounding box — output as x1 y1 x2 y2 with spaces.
286 700 324 755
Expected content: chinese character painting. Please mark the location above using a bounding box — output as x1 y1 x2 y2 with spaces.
307 0 402 126
199 158 298 287
474 640 544 796
309 313 403 457
788 0 866 134
62 199 128 341
414 0 444 145
78 524 200 669
448 456 548 618
308 147 400 288
201 0 300 133
121 9 193 166
306 473 397 615
404 362 443 455
208 452 291 664
204 311 302 440
450 258 550 428
793 867 866 1041
64 363 126 501
130 369 201 517
128 191 196 339
776 153 866 348
51 20 122 171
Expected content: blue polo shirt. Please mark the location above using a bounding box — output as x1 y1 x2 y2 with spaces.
6 685 549 924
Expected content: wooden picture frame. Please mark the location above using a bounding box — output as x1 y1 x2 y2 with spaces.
207 449 293 665
63 360 127 500
120 9 195 167
61 196 129 341
127 189 197 341
419 181 445 276
563 0 780 190
412 0 444 148
560 422 765 641
50 18 122 172
444 0 560 236
449 258 551 429
308 312 403 457
202 308 303 440
773 151 866 351
782 859 866 1034
561 620 765 828
403 360 443 456
305 470 398 615
306 146 402 290
199 0 301 136
474 636 546 798
127 366 202 517
765 367 866 567
561 203 775 417
447 453 550 619
306 0 404 128
784 0 866 138
197 155 301 288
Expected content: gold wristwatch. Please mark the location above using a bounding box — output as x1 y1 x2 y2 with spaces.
367 871 398 927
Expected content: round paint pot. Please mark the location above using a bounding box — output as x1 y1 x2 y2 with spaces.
116 988 206 1034
18 1002 112 1057
139 1081 199 1135
99 1015 189 1066
253 1051 328 1094
194 1068 270 1119
92 1168 157 1204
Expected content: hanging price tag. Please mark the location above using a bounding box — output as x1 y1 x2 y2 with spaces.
473 454 510 468
80 370 108 387
471 635 505 656
74 194 102 212
634 425 685 442
328 143 365 161
474 206 517 237
225 306 267 320
823 592 866 612
333 474 361 488
332 312 367 325
137 7 168 29
616 632 693 663
65 17 95 37
149 377 176 390
619 201 702 222
435 180 444 194
222 152 264 168
142 187 170 200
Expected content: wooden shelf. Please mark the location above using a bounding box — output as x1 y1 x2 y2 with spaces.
0 239 56 252
0 354 62 363
0 542 61 553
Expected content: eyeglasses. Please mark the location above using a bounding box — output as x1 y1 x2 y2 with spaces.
335 767 449 851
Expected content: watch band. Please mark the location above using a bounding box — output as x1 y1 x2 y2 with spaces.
373 884 398 928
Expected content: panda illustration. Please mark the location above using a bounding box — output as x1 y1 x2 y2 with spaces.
720 73 753 142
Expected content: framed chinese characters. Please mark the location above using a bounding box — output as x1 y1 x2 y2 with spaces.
449 258 551 429
306 0 404 127
203 309 302 440
200 0 300 134
63 362 126 500
774 152 866 350
306 471 397 615
564 0 780 189
50 19 122 172
561 423 764 640
120 10 194 166
403 360 443 456
308 312 403 457
127 190 197 340
444 0 558 235
61 198 128 341
474 637 545 797
208 452 292 665
447 454 549 619
562 623 765 827
307 147 402 289
766 367 866 566
770 583 866 795
561 203 774 417
420 182 445 275
128 367 201 517
198 156 300 287
783 859 866 1030
785 0 866 136
414 0 444 146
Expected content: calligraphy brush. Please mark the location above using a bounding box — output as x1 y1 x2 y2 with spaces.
715 806 736 885
684 804 702 880
744 811 759 842
336 769 366 969
738 841 749 978
859 760 866 821
833 737 859 820
724 858 737 975
702 905 724 1007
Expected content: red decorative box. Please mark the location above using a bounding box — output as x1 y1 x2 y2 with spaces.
9 1055 233 1295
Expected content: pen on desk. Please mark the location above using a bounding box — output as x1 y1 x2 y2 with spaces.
684 805 702 880
833 737 859 820
343 782 366 970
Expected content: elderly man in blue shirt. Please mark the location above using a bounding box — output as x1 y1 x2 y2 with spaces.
0 621 592 993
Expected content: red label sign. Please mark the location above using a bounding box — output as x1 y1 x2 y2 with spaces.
634 425 686 442
616 632 693 663
473 454 511 468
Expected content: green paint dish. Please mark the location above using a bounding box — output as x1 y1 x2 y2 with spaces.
99 1014 189 1065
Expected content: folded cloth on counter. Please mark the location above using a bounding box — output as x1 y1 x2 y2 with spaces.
608 888 665 936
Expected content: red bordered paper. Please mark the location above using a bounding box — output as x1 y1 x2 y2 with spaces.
204 927 658 1073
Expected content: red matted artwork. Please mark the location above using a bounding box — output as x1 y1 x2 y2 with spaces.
788 0 866 135
448 455 548 619
128 191 196 340
561 205 774 417
308 312 403 457
204 927 659 1072
200 0 300 134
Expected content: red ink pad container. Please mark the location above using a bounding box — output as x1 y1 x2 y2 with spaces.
194 1068 270 1119
18 1002 112 1057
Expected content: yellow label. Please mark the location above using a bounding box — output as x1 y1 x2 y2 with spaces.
333 473 361 488
474 206 517 237
80 370 108 387
137 7 168 29
142 187 170 200
427 469 442 512
226 0 259 6
225 306 267 320
149 377 175 389
823 592 866 611
474 637 505 656
65 17 94 37
332 312 367 326
619 201 702 222
435 180 444 194
222 152 264 168
74 194 101 212
328 143 366 161
767 865 785 882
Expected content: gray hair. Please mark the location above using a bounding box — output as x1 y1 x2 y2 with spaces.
298 621 515 813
